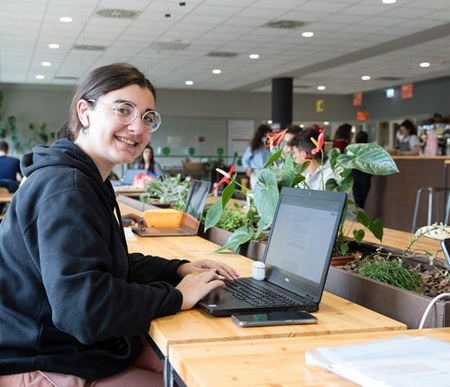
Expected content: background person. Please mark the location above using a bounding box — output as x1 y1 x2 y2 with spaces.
132 144 164 177
289 127 335 191
282 124 302 156
397 119 421 156
242 124 272 189
352 131 372 209
0 140 22 192
0 63 238 386
332 123 353 154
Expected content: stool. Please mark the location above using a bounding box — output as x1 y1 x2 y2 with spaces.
412 187 442 232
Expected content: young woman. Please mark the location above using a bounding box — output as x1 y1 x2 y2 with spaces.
0 63 238 386
242 124 272 189
133 144 164 177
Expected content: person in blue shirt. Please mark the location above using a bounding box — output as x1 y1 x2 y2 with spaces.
242 124 272 189
0 140 22 192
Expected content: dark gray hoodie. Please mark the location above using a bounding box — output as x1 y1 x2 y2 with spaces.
0 139 185 381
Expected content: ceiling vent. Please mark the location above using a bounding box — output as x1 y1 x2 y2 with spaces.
73 44 107 51
95 8 139 19
374 76 403 81
54 76 79 81
149 39 189 51
263 20 305 29
293 85 311 89
207 51 238 58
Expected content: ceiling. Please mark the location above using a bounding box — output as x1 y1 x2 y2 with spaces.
1 0 450 95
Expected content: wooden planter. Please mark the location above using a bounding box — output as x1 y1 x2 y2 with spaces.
200 228 450 329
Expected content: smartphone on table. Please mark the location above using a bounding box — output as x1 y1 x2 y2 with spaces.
231 311 317 327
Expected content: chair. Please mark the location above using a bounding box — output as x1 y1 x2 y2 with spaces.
0 179 19 193
411 187 443 232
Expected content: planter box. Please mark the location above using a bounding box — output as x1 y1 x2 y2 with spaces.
325 261 450 329
200 228 450 329
117 195 168 211
199 226 267 261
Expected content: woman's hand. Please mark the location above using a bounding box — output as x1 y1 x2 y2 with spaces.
177 259 239 281
121 213 147 229
175 270 226 310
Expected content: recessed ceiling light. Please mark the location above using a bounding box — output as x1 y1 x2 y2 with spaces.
249 54 260 59
324 121 330 125
59 16 72 23
419 62 431 68
267 120 273 124
41 61 51 67
317 85 326 91
382 0 396 4
212 69 222 75
185 80 194 86
36 75 45 80
361 75 371 81
48 43 60 49
302 31 314 38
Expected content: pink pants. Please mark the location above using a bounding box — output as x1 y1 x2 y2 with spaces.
0 338 163 387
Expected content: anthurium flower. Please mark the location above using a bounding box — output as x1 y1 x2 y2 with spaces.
212 165 236 192
265 129 288 150
311 129 325 155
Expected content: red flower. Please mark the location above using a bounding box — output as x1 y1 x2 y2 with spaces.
265 129 288 150
311 129 325 155
212 165 236 193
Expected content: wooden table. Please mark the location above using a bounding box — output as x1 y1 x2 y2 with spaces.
170 327 450 386
125 233 405 385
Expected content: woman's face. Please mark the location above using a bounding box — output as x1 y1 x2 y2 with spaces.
400 126 409 136
143 147 152 160
76 84 154 174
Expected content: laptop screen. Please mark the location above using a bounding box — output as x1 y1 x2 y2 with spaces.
263 188 346 302
184 180 211 221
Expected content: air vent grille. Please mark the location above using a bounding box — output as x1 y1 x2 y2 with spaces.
54 76 79 81
96 9 139 19
150 40 189 51
375 76 403 81
207 51 238 58
263 20 305 29
73 44 107 51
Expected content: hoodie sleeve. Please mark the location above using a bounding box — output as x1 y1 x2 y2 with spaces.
33 185 183 346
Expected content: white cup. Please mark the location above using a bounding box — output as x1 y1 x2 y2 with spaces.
252 261 266 281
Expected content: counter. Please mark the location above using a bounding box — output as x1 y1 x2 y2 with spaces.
365 156 450 232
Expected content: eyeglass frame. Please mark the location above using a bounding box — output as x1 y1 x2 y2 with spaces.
87 99 162 133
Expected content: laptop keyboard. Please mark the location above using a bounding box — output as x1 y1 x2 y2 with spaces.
224 278 303 307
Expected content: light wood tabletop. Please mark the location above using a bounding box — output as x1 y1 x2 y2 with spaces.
0 188 13 203
169 327 450 387
125 234 406 357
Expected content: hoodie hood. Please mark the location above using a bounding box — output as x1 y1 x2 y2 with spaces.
21 138 101 182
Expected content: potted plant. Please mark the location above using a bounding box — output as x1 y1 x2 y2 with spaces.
139 175 190 210
204 128 398 257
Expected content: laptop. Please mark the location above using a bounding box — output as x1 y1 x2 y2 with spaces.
132 179 211 237
111 169 150 187
198 187 346 317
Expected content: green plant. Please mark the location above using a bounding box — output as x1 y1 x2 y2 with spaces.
139 175 190 210
204 129 399 253
214 206 249 232
359 256 421 292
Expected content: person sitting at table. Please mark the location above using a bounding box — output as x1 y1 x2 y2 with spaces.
0 140 22 192
289 127 335 191
132 144 165 177
0 63 238 387
332 123 352 154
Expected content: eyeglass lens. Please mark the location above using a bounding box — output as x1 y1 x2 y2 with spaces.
114 102 161 132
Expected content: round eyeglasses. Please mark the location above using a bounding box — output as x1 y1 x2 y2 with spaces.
88 99 161 133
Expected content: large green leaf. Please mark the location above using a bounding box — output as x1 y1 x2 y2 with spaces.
204 200 223 231
263 147 283 168
254 169 279 224
215 226 254 253
337 143 399 176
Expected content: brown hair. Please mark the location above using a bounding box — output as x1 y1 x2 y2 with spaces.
289 127 325 161
68 63 156 137
250 124 272 152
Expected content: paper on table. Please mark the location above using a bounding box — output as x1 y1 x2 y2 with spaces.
123 226 137 241
305 335 450 387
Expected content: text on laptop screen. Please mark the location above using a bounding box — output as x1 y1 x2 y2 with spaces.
264 196 340 285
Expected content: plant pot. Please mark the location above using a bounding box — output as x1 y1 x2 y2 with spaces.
330 253 358 266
